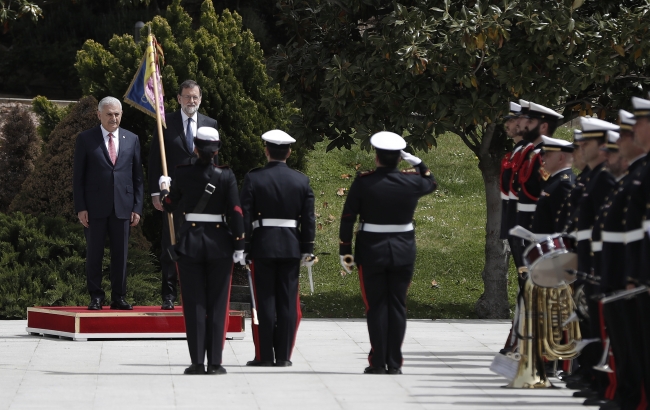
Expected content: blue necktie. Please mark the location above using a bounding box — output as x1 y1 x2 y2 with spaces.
186 118 194 151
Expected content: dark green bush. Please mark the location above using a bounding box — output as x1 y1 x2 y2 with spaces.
31 96 74 144
0 212 160 319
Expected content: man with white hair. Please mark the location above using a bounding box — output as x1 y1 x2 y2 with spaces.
73 96 144 310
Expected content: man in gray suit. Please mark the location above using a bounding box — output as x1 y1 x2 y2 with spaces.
73 96 144 310
148 80 219 309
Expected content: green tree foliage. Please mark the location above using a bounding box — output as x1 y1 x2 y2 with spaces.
74 0 297 177
9 96 95 220
0 105 40 212
269 0 650 318
0 212 159 319
31 96 73 143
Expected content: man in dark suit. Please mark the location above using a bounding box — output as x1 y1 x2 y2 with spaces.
148 80 219 310
339 131 437 375
240 130 316 367
73 96 144 310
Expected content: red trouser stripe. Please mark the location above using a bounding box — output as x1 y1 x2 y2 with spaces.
250 261 261 361
637 388 647 410
290 283 302 360
358 265 373 366
221 264 234 352
599 301 617 400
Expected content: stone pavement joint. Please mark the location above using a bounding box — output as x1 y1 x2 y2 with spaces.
0 319 588 410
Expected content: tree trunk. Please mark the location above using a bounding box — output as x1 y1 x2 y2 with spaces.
474 124 510 319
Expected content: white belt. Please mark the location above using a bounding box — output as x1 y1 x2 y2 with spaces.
644 220 650 231
517 203 537 212
591 241 602 252
576 229 592 242
185 213 223 222
626 228 644 243
602 231 626 243
252 219 298 229
360 223 414 233
508 192 518 200
500 192 508 200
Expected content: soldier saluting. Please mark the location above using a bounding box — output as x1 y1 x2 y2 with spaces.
339 132 437 375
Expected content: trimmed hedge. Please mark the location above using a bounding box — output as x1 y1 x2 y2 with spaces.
0 212 160 319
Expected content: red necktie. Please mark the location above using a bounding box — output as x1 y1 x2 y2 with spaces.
108 133 117 165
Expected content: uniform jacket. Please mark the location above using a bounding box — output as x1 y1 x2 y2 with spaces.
240 161 316 259
623 155 650 284
500 140 530 239
531 168 575 234
601 159 644 292
148 111 218 195
562 165 590 233
575 162 615 273
73 125 144 219
162 162 244 259
516 142 544 231
339 162 437 266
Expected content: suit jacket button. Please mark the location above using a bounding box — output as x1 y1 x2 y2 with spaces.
191 223 196 227
216 224 220 228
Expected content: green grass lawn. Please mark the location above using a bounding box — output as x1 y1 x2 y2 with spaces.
298 132 522 319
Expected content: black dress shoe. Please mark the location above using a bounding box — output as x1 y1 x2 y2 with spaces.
88 298 103 310
246 359 274 367
566 381 591 390
184 364 206 374
582 398 612 407
161 300 175 310
573 389 598 398
110 297 133 310
274 360 292 367
206 365 227 375
387 367 402 375
364 366 387 374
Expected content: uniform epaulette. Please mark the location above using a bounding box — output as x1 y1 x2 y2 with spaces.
401 168 420 175
248 167 263 173
214 164 230 169
357 170 375 177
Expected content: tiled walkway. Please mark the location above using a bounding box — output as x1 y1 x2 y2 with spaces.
0 319 588 409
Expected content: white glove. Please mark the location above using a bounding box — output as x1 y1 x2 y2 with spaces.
159 176 172 191
340 254 355 274
301 253 315 268
400 150 422 166
233 250 246 266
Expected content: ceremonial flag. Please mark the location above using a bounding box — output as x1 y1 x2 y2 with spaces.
124 33 166 128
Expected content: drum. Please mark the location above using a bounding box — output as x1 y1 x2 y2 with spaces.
523 234 577 287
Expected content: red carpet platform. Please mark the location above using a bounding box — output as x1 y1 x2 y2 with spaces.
26 306 245 341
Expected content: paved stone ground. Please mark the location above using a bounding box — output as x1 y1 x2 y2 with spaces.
0 319 589 410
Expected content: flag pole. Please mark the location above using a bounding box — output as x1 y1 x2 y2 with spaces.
147 26 175 245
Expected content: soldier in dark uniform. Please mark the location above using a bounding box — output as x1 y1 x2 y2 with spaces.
516 102 564 235
624 97 650 408
561 129 589 235
598 106 647 410
160 127 245 375
240 130 315 367
530 135 575 234
500 102 523 241
338 131 437 375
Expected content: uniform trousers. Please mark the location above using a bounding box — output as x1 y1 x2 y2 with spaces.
603 299 644 410
177 256 233 365
160 208 183 302
358 264 414 369
84 210 130 301
250 258 302 362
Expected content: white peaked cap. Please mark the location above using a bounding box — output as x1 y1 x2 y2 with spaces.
519 99 530 108
370 131 407 150
527 102 564 120
619 109 636 130
606 130 620 145
541 135 573 152
196 127 220 141
261 129 296 145
580 117 620 137
632 97 650 118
